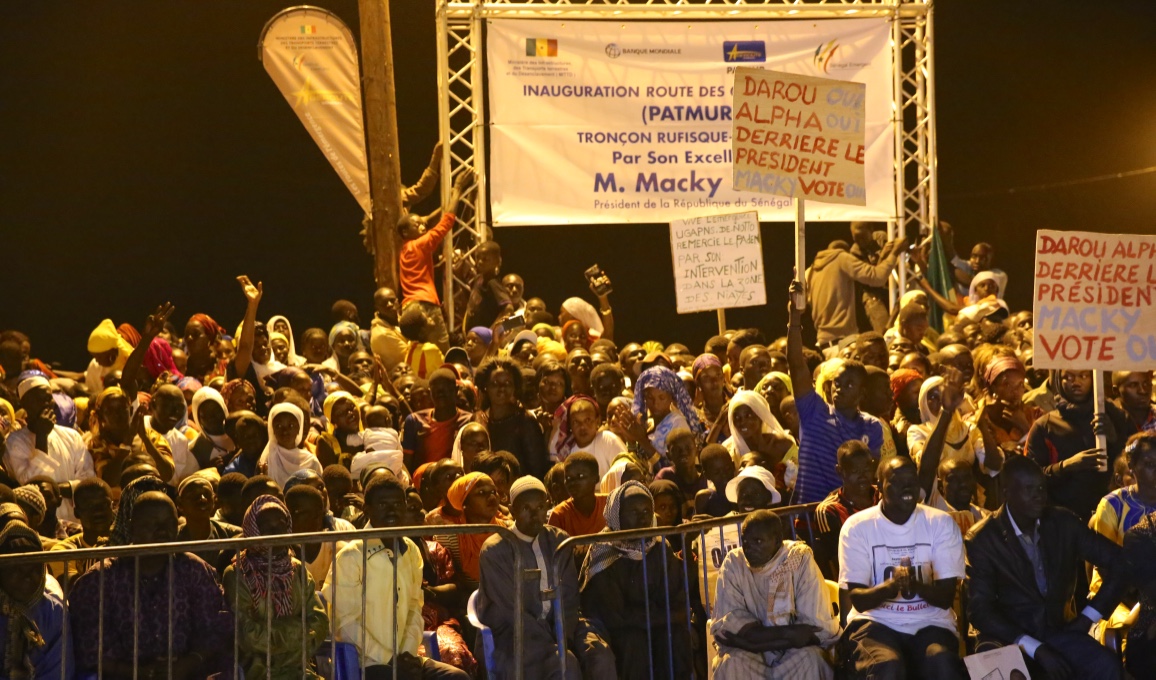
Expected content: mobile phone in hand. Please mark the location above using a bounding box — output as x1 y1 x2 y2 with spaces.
585 264 613 296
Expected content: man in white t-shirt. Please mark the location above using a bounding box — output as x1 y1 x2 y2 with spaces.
838 456 967 680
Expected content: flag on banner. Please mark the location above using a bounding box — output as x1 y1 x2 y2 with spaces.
259 8 371 214
925 226 959 333
525 38 558 57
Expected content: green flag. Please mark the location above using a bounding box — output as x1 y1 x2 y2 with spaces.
924 227 958 333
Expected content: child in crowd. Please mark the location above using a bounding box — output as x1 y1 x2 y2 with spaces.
654 428 708 512
813 441 879 581
694 443 737 518
548 452 607 537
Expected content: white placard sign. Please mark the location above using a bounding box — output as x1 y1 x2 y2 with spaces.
669 211 766 314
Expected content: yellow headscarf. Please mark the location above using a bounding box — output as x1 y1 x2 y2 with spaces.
322 391 361 433
87 319 132 370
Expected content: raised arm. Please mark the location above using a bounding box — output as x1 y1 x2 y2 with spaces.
120 303 175 403
786 279 814 399
916 371 963 500
401 141 442 210
232 275 263 377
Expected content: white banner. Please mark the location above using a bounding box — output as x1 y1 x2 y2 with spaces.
670 211 766 314
1033 229 1156 370
260 8 371 214
487 18 894 226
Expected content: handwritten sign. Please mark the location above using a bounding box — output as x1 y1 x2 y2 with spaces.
731 68 866 205
1033 229 1156 370
669 211 766 314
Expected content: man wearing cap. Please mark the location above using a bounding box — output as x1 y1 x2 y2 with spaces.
692 465 783 611
3 377 94 521
478 476 615 680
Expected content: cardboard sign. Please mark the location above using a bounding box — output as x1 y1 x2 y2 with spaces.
963 644 1031 680
669 211 766 314
731 68 867 205
1032 229 1156 370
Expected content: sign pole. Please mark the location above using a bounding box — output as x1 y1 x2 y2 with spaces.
716 309 727 335
1093 370 1109 470
794 198 806 309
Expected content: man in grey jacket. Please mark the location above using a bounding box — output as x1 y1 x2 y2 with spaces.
805 235 906 352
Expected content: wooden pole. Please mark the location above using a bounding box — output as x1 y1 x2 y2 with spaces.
794 198 807 309
716 309 727 335
358 0 403 290
1093 369 1109 471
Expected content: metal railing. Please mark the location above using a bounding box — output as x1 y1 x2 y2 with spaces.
548 502 819 679
0 524 526 680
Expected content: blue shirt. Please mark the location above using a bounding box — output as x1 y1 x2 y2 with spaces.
793 390 884 504
222 453 257 477
0 589 73 679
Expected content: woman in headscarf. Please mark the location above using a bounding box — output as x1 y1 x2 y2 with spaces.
624 365 705 472
0 520 72 680
598 454 648 495
1025 369 1129 521
106 474 170 547
579 481 692 679
560 297 605 339
435 472 507 584
267 315 306 367
85 318 134 394
561 320 591 352
220 378 258 414
322 321 363 375
184 312 227 383
143 336 183 382
724 390 798 493
188 386 233 466
84 386 175 491
694 354 732 444
223 494 328 679
754 370 793 424
259 402 323 488
909 375 998 510
315 391 364 469
464 327 493 368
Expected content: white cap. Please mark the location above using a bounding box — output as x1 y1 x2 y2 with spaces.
724 465 782 506
17 376 51 400
509 475 548 506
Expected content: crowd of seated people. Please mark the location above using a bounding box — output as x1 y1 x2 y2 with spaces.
0 217 1154 679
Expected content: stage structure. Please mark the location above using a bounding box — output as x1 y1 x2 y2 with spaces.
434 0 937 322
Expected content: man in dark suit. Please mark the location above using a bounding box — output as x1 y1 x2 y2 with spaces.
965 455 1124 680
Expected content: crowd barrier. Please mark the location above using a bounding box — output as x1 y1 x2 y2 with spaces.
0 524 527 680
549 503 820 680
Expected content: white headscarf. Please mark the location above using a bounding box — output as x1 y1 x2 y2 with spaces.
259 403 322 488
267 315 305 367
350 428 404 481
968 270 1007 303
599 457 631 494
561 298 604 335
911 375 975 461
726 390 793 456
190 386 232 462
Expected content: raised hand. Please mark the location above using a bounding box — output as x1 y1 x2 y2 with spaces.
143 302 175 339
237 275 263 306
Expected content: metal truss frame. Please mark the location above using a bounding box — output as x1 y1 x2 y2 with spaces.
435 0 937 323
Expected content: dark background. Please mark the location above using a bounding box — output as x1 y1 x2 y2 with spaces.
3 1 1155 369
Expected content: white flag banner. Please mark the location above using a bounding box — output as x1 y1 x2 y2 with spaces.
486 18 894 226
260 7 370 213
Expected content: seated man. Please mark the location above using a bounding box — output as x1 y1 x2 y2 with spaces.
479 476 614 680
48 477 113 581
711 509 839 679
324 475 468 679
813 441 879 580
966 455 1124 680
68 481 233 677
838 457 967 680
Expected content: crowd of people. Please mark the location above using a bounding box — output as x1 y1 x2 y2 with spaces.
0 202 1154 679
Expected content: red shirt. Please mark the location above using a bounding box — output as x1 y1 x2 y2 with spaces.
400 212 455 306
548 494 608 537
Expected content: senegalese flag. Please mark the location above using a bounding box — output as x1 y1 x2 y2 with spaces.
924 225 960 333
300 25 317 34
525 38 558 57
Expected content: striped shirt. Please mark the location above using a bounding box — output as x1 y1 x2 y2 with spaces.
793 391 884 504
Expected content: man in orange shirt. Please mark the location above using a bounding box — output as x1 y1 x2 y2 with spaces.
398 168 475 353
548 452 607 537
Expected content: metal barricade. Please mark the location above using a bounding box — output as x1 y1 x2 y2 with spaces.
548 502 819 680
0 524 527 680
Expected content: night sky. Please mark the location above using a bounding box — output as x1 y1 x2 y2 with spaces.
3 1 1155 369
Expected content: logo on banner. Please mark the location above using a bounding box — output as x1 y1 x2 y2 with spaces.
605 43 622 59
525 38 558 57
814 40 839 73
300 25 316 34
723 41 766 63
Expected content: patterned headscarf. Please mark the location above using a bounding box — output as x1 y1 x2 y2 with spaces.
983 355 1024 389
144 337 183 380
328 321 364 351
632 366 705 436
890 369 924 405
235 495 296 618
219 379 256 411
691 353 722 381
108 475 170 547
189 313 224 341
579 480 657 590
551 395 600 456
0 521 47 680
12 486 45 520
117 323 142 348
